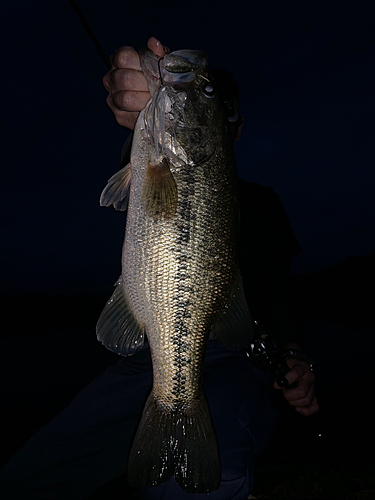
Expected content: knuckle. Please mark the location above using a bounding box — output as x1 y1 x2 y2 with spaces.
121 92 134 110
105 94 114 110
306 372 316 385
102 72 111 91
296 390 309 401
118 112 137 130
111 46 127 67
305 403 319 415
113 91 129 111
119 70 132 89
115 113 128 127
111 107 130 128
109 69 119 88
116 46 137 68
293 396 310 408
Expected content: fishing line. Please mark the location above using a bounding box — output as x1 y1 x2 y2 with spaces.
69 0 111 70
158 58 164 85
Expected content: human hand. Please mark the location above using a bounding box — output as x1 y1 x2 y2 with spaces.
102 37 169 130
273 352 319 416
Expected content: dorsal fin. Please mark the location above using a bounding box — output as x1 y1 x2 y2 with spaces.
210 270 253 348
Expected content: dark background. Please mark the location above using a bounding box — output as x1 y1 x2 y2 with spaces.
1 0 374 497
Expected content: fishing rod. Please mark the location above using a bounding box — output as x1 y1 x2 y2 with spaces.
69 0 111 70
69 0 133 169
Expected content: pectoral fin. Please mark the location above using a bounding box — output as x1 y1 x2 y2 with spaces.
96 277 145 356
210 270 253 348
142 158 177 218
100 163 132 211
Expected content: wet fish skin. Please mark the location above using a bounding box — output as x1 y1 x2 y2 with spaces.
97 48 252 494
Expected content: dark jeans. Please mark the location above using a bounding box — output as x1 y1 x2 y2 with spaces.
0 340 277 500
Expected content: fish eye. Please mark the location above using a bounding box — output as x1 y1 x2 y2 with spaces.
201 83 216 98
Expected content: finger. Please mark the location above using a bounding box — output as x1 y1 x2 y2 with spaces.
112 109 140 130
284 373 315 399
295 396 320 416
273 365 308 390
108 90 151 113
147 36 170 57
108 68 149 93
284 382 315 406
112 46 142 70
285 360 314 385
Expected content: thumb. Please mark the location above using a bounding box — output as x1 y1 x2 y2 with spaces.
147 37 170 58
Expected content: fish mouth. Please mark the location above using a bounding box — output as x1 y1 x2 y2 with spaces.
139 48 208 93
142 48 219 164
164 50 207 71
162 50 207 86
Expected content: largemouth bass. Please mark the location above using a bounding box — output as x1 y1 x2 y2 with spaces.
97 48 253 494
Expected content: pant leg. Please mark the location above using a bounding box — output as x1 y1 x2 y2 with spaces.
139 340 277 500
1 342 277 500
0 348 153 500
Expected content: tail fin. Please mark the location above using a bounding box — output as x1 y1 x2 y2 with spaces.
128 393 221 494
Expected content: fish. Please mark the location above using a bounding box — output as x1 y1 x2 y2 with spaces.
96 47 253 494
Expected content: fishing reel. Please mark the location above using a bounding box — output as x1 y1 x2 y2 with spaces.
246 319 290 387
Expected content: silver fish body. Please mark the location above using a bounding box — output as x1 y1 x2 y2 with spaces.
97 49 252 494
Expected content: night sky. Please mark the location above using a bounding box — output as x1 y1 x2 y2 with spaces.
1 0 375 295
